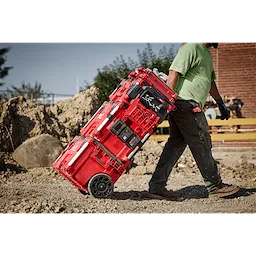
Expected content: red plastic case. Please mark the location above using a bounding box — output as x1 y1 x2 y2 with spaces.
52 68 178 198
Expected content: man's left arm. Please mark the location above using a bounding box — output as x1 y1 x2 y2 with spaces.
210 81 230 120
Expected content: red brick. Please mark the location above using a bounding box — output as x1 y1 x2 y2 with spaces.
210 43 256 117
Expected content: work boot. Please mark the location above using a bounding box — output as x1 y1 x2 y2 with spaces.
148 187 184 201
208 183 240 198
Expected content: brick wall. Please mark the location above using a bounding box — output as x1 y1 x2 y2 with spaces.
210 43 256 117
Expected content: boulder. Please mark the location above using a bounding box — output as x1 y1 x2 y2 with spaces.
12 134 63 169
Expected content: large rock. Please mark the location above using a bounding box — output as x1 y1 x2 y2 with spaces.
12 134 63 169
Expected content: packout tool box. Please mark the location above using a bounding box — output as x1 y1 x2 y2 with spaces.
52 67 178 198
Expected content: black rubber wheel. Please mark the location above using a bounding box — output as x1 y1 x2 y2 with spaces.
88 173 114 198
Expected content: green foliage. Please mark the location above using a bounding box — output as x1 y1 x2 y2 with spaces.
94 54 137 105
93 43 177 106
0 47 13 86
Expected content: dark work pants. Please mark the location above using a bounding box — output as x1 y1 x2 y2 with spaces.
149 100 222 192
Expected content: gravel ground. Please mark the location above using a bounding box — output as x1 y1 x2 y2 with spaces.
1 147 256 214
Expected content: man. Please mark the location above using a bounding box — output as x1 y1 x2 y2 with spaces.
148 43 240 200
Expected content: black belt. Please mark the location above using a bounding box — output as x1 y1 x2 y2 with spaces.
176 99 202 112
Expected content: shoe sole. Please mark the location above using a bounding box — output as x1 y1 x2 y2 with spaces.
145 191 184 201
209 187 240 198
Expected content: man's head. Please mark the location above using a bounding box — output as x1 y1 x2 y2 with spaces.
204 43 219 48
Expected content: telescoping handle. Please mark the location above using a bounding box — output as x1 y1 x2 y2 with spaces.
132 67 178 102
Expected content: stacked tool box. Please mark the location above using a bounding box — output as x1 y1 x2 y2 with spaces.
52 67 178 198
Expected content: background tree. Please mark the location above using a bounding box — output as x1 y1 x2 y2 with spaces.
8 81 45 101
93 43 177 106
93 54 138 105
0 47 13 86
0 47 13 101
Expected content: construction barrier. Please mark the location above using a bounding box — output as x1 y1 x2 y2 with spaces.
150 118 256 142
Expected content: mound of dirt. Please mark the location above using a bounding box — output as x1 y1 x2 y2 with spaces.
0 86 99 153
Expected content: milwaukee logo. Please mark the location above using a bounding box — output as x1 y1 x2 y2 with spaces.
141 94 160 112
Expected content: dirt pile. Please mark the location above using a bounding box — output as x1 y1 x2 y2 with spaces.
0 86 99 153
130 142 256 183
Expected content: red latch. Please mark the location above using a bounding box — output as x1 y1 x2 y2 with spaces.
192 106 202 113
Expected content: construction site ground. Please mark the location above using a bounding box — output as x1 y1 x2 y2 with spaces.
1 146 255 214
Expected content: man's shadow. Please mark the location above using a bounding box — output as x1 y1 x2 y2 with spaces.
108 185 256 201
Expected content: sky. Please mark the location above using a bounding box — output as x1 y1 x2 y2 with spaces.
0 43 181 96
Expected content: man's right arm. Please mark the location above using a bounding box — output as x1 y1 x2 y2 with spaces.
167 70 179 91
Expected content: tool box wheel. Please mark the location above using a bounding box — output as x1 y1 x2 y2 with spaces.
88 173 114 198
79 190 88 195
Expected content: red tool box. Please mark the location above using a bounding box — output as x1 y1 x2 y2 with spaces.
52 68 178 198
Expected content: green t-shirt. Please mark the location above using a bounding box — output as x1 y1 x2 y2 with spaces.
170 43 216 108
